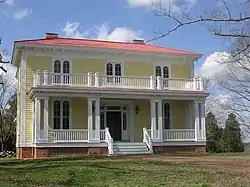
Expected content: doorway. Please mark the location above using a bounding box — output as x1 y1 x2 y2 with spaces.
106 111 122 141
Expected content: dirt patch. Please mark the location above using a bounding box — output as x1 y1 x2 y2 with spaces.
144 155 250 173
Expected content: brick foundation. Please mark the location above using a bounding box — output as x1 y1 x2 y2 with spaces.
153 145 206 155
16 147 109 159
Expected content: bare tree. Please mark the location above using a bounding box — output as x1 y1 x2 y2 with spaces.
149 0 250 42
0 70 17 151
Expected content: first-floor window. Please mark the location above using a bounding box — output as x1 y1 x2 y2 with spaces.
163 103 171 129
53 100 70 129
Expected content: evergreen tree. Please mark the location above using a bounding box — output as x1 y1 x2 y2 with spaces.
205 112 222 152
218 113 244 152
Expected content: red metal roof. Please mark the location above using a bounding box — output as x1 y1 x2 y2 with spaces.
15 36 201 56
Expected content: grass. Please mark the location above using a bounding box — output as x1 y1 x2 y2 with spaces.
0 155 249 187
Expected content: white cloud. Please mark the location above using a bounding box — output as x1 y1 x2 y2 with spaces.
11 8 32 20
126 0 197 12
62 22 143 42
196 52 231 83
3 0 32 20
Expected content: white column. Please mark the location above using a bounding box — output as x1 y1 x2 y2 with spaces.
157 100 163 141
95 98 100 142
34 97 41 143
44 98 49 142
150 100 156 140
88 98 93 142
200 102 206 141
194 102 199 141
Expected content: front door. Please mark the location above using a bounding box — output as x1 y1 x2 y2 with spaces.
106 111 122 141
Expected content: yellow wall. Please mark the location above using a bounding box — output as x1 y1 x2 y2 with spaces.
124 61 154 77
72 99 88 129
133 100 150 141
72 58 105 74
171 101 189 129
26 55 52 143
171 63 192 79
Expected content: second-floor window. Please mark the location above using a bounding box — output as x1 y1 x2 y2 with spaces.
156 65 169 88
53 60 71 84
106 62 122 83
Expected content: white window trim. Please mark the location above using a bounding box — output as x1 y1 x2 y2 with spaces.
51 98 72 129
105 60 124 76
162 101 172 129
154 64 171 78
52 58 72 74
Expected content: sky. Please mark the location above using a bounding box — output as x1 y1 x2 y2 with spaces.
0 0 230 69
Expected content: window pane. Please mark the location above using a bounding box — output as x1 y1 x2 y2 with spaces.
115 64 121 76
156 66 161 77
63 61 70 73
164 103 170 129
63 118 69 129
163 66 169 78
106 106 121 110
53 117 60 129
123 112 127 130
106 63 113 75
100 112 105 129
54 60 61 73
63 101 69 116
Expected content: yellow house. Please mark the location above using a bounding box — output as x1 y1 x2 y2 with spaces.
13 33 207 158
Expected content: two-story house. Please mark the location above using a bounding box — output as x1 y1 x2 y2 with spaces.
13 33 207 158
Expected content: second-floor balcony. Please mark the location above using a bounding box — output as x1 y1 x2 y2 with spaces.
33 70 205 91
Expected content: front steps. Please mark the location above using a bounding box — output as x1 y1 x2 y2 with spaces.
112 142 152 155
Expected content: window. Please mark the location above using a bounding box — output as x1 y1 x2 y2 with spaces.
53 59 71 84
53 100 70 129
122 112 127 130
156 65 169 88
163 103 171 129
100 112 105 129
106 62 122 83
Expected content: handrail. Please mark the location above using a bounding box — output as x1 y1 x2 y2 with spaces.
105 127 113 155
143 127 153 153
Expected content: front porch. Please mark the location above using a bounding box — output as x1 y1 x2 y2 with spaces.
33 97 206 154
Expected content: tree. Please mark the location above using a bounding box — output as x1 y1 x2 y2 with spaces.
205 112 223 152
149 0 250 42
218 113 244 152
0 63 17 151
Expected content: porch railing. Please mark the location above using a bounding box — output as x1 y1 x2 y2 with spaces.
100 130 106 142
105 127 113 155
33 70 204 91
143 128 153 153
52 129 88 142
162 129 195 141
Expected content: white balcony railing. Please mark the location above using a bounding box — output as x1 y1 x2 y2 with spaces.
33 70 205 91
52 129 88 142
162 129 196 141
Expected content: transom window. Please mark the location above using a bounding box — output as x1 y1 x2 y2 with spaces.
53 100 71 129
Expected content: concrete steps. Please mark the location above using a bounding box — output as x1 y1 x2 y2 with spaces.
113 142 152 155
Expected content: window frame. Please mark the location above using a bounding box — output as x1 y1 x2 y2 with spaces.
51 98 72 130
154 64 171 79
52 58 72 74
105 61 124 77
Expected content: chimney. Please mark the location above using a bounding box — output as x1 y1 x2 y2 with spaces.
133 39 144 44
45 33 59 39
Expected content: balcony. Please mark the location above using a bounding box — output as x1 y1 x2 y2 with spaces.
33 70 204 91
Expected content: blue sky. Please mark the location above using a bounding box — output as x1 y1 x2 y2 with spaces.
0 0 229 68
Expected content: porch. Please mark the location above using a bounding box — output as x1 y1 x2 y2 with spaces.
34 98 206 152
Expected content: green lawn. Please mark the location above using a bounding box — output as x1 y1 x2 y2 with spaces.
0 155 249 187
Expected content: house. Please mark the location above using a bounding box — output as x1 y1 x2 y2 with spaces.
13 33 207 159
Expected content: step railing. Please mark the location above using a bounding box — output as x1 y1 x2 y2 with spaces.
105 127 113 154
52 129 88 142
33 70 204 91
100 130 106 142
143 128 153 153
